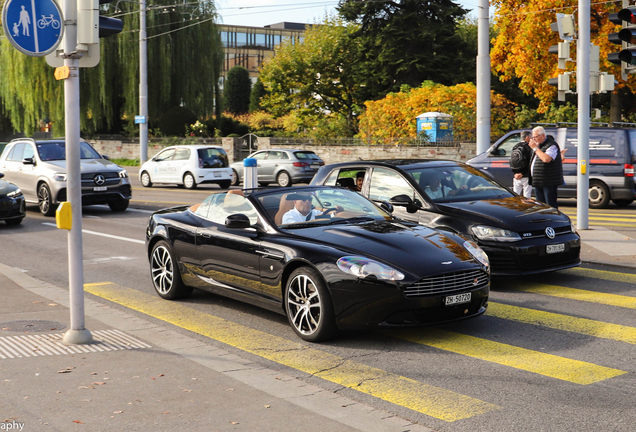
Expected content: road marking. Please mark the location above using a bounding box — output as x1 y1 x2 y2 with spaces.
488 302 636 345
84 256 135 265
563 267 636 285
510 281 636 309
84 282 500 422
42 223 145 244
130 199 194 205
389 328 625 385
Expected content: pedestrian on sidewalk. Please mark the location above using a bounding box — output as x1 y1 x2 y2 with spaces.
528 126 563 209
510 130 533 198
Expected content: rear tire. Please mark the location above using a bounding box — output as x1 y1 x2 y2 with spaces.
588 180 610 209
150 240 193 300
231 169 240 186
612 199 633 207
183 172 197 189
140 171 153 187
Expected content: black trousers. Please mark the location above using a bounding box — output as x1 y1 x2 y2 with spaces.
535 185 559 209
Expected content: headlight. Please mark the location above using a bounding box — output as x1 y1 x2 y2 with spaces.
53 173 67 181
571 221 577 233
7 188 22 198
471 225 521 242
337 256 404 281
463 240 489 268
118 170 128 178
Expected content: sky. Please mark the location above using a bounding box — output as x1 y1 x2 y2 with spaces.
217 0 480 28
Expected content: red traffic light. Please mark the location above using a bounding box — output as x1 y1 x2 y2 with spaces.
617 7 636 24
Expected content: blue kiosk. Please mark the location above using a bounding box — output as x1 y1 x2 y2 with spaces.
416 112 454 143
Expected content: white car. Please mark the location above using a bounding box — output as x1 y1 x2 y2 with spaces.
139 145 232 189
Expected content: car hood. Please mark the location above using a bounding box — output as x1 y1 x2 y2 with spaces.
289 220 481 275
435 196 571 230
0 179 17 196
43 159 122 172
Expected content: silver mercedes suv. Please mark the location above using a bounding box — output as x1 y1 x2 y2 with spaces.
0 138 132 216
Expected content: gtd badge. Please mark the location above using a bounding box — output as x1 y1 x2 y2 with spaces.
94 174 106 186
545 227 556 239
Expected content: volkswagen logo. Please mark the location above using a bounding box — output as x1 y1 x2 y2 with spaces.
94 174 106 186
545 227 556 239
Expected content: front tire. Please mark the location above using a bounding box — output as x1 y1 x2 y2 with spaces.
109 200 129 212
589 180 610 209
277 171 292 187
140 171 153 187
38 183 56 216
150 240 193 300
285 267 337 342
183 172 197 189
231 169 240 186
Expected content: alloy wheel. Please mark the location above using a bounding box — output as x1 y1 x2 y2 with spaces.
151 245 174 295
286 274 322 336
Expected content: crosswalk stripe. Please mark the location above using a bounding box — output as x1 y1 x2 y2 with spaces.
84 282 500 422
562 267 636 285
510 281 636 309
488 302 636 345
389 328 625 385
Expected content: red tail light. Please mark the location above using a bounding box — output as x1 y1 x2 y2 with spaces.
625 164 634 177
293 162 309 167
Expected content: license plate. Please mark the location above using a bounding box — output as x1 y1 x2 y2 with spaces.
311 164 320 169
214 172 222 178
546 243 565 254
93 186 107 191
445 292 471 306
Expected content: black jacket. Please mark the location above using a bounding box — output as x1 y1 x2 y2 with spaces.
510 141 532 178
530 135 563 187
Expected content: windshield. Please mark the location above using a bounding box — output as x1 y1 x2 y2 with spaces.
256 187 391 228
37 141 102 161
407 165 513 202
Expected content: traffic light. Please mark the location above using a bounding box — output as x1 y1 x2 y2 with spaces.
548 73 571 102
548 41 571 69
608 7 636 78
97 0 124 38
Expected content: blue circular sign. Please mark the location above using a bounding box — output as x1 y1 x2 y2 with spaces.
1 0 64 56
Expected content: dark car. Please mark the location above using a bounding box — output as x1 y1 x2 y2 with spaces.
467 127 636 208
0 173 26 225
310 160 581 276
145 186 490 342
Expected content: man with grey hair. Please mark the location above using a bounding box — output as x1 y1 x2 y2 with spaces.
528 126 563 208
510 130 533 198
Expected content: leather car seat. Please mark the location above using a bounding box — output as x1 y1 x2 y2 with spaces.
275 194 295 225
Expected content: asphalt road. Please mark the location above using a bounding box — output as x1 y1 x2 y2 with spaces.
2 170 636 431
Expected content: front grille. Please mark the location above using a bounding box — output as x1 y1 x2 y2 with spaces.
81 172 121 187
521 225 573 239
404 269 488 298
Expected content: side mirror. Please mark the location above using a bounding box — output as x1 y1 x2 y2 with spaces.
225 214 251 229
0 173 4 179
389 194 413 206
102 154 110 160
22 157 35 165
379 201 394 214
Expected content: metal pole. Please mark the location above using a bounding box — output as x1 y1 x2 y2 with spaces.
62 0 92 345
476 0 491 154
139 0 148 164
577 0 590 229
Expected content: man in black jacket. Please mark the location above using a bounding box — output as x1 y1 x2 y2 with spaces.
528 126 564 208
511 131 533 198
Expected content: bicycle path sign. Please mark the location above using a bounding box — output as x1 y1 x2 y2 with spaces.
1 0 64 56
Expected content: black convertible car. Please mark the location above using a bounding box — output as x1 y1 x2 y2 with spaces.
0 173 26 225
145 186 490 341
311 160 581 276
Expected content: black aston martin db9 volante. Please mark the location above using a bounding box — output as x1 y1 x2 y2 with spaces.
145 186 490 341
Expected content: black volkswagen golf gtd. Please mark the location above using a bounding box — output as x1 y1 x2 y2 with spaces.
311 159 581 277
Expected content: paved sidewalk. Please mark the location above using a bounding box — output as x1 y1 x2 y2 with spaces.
578 226 636 269
0 263 431 432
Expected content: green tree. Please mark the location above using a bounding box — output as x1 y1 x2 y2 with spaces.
259 15 365 136
0 0 223 137
224 66 252 115
249 77 267 113
337 0 472 97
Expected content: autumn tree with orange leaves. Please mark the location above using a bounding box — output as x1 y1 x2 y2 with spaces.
357 81 517 141
491 0 634 119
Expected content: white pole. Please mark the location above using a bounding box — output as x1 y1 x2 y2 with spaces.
577 0 590 229
63 0 92 345
139 0 148 164
476 0 491 154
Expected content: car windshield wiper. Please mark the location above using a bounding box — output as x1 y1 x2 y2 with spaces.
326 216 376 225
